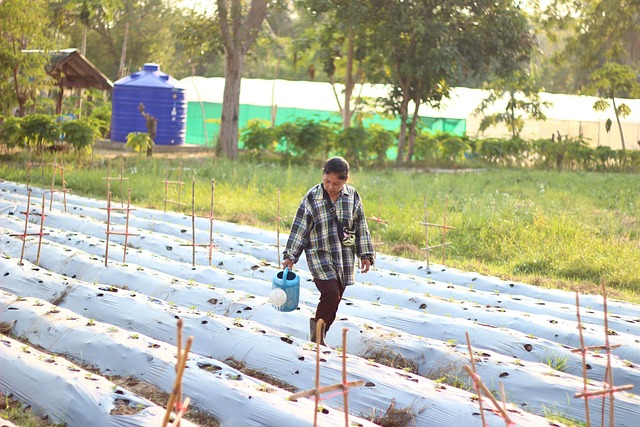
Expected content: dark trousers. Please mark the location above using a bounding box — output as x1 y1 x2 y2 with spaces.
313 278 345 332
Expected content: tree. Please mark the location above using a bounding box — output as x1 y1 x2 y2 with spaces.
0 0 52 116
475 71 550 139
294 0 373 129
50 0 182 81
541 0 640 92
216 0 269 159
368 0 535 164
174 9 224 77
591 62 640 151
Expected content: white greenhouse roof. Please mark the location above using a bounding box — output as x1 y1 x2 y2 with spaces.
177 76 640 124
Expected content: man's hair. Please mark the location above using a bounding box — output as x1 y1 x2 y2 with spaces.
323 157 349 180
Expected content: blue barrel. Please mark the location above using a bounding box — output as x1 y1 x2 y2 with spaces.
271 267 300 312
110 63 186 145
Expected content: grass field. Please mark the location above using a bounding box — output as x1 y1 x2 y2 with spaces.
2 151 639 304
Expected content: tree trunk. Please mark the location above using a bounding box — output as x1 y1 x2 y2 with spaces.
118 22 129 80
216 0 268 159
396 97 410 165
612 97 626 150
342 32 355 129
406 99 421 163
219 49 242 159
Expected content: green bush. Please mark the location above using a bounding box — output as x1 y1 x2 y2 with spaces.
126 132 154 155
367 125 395 164
89 104 111 139
240 119 277 153
333 126 369 167
60 119 99 156
0 116 25 154
276 118 336 160
21 114 59 152
413 132 439 161
436 133 470 164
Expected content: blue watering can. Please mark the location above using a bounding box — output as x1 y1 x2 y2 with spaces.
270 266 300 312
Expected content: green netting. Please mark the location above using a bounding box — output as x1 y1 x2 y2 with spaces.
185 102 466 146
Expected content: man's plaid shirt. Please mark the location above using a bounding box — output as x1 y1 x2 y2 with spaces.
283 183 375 286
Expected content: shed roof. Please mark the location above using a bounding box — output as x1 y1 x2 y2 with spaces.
45 48 113 91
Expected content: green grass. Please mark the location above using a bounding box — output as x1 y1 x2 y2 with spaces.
2 151 640 303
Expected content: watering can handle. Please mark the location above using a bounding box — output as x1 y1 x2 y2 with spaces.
283 266 289 278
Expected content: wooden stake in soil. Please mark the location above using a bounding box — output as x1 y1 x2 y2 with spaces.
366 196 388 248
47 154 70 212
207 179 216 266
102 159 128 208
164 161 185 212
10 190 50 266
575 292 592 427
465 332 516 427
179 179 216 266
465 332 487 427
102 190 138 266
272 189 290 267
289 320 366 427
572 286 634 427
420 197 455 270
162 319 194 427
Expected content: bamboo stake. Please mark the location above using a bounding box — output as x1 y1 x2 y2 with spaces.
465 332 487 427
10 190 50 266
208 179 215 266
191 179 196 266
104 191 112 267
499 382 507 413
35 193 46 265
162 330 193 427
342 328 349 427
601 280 614 427
574 385 634 399
276 189 281 267
122 189 132 263
575 292 592 427
169 397 190 427
290 380 366 400
272 189 290 267
314 319 322 427
442 197 448 264
462 365 514 426
176 319 184 426
18 189 32 265
367 196 388 247
424 197 430 270
164 162 169 212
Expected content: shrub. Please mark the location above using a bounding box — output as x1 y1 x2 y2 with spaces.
413 132 439 161
276 118 336 160
60 119 99 156
126 132 154 155
333 126 369 167
436 133 470 164
21 114 59 152
367 125 395 164
89 104 111 139
240 119 277 153
0 116 25 154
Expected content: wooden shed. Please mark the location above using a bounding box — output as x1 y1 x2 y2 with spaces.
46 48 113 114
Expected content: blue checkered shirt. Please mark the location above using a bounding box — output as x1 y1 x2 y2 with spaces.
283 183 375 286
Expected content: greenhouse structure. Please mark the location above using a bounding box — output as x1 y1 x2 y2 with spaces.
178 77 640 151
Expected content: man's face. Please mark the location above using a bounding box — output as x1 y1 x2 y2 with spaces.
322 172 348 198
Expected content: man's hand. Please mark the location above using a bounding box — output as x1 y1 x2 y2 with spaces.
282 258 295 270
360 257 372 273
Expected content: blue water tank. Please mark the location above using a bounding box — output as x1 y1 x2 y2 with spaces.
110 63 186 145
